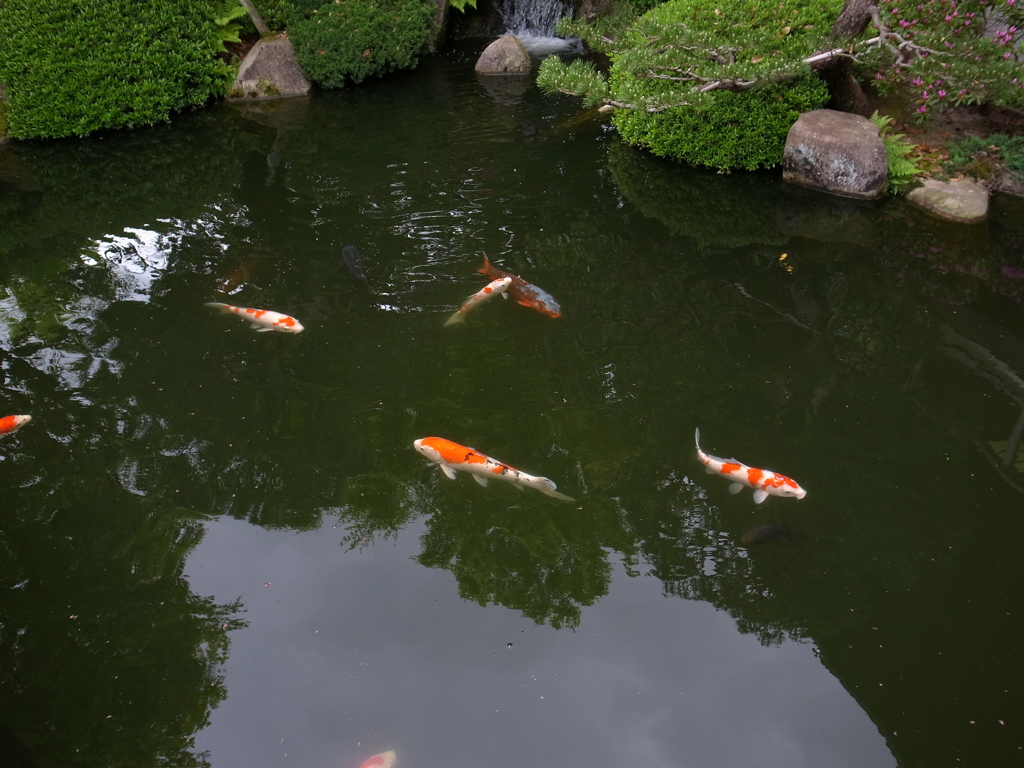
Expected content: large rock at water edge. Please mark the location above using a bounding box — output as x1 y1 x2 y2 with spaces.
906 178 989 223
783 109 888 200
475 35 532 75
228 34 310 101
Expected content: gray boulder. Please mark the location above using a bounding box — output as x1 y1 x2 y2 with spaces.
783 109 888 200
228 34 310 101
906 178 989 223
475 34 532 75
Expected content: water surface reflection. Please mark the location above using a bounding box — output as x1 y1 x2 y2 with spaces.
1 48 1023 768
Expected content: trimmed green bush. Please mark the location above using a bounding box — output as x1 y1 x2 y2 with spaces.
288 0 436 88
612 73 830 171
611 0 836 171
542 0 840 171
0 0 226 139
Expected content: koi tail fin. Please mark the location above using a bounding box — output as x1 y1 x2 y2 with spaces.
695 427 701 451
205 302 232 314
541 488 575 502
532 476 575 502
477 252 492 275
443 311 465 327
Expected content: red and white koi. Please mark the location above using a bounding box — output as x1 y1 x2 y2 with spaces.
444 277 512 326
205 302 304 333
0 414 31 437
414 436 574 501
695 428 806 504
478 254 562 318
358 750 396 768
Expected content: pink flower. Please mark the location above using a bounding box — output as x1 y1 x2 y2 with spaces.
937 89 947 97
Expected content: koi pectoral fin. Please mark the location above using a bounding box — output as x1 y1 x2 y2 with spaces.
752 489 769 504
439 464 458 480
473 475 488 487
253 325 273 331
728 483 744 495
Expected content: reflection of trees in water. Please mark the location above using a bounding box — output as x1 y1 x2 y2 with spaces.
0 476 244 767
416 494 612 629
4 93 1024 765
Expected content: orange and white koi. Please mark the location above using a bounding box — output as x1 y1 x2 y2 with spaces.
358 751 396 768
414 436 574 501
0 414 31 437
695 428 806 504
205 302 304 333
478 254 562 318
444 277 512 326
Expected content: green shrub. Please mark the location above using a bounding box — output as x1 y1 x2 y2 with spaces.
542 0 840 171
613 73 829 171
288 0 436 88
0 0 227 140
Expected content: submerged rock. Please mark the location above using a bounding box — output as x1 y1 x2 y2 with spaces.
783 109 888 200
474 34 532 75
740 524 798 546
906 177 989 223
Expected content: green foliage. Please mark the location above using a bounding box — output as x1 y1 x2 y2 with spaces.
540 0 839 170
944 133 1024 174
536 59 610 107
211 0 248 53
448 0 478 11
869 111 923 193
237 0 291 34
614 73 829 171
288 0 436 88
0 0 227 139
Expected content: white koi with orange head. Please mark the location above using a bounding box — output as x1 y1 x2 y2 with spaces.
695 428 806 504
0 414 32 437
414 436 574 501
358 751 396 768
444 277 512 326
205 302 304 333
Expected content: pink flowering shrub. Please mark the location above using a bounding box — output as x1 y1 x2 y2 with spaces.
864 0 1024 118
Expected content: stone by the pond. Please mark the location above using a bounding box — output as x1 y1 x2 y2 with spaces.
906 177 989 223
228 34 310 101
783 109 888 200
474 35 532 75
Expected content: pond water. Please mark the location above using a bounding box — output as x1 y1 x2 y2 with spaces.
1 45 1023 768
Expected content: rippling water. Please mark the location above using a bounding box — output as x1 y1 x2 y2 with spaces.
1 46 1023 768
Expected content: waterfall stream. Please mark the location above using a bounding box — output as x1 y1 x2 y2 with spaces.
491 0 580 52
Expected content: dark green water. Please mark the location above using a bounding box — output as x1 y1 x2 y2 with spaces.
2 46 1023 768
